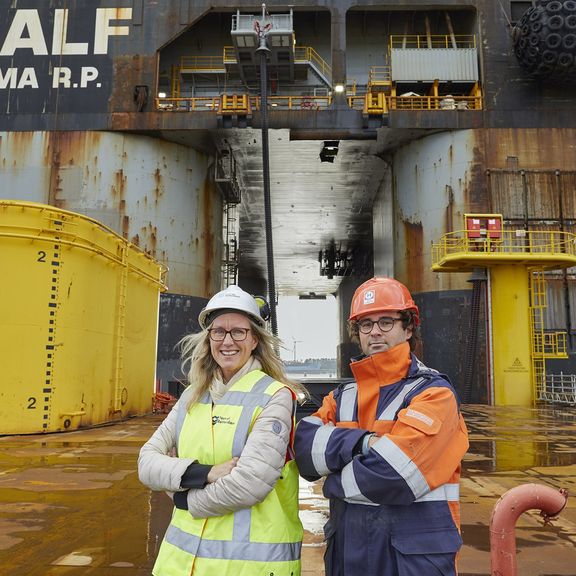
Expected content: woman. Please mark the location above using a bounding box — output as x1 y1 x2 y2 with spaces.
138 285 307 576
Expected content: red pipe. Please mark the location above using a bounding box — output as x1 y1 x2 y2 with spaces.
490 483 568 576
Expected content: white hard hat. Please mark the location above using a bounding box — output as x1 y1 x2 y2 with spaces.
198 285 265 328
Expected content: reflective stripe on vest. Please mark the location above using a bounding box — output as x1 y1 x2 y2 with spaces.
377 377 425 421
164 523 302 562
415 483 460 502
337 382 358 421
309 419 335 476
154 370 302 576
342 482 459 506
334 374 459 508
372 435 429 498
175 376 275 449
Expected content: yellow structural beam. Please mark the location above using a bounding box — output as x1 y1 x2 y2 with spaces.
491 265 533 405
431 221 576 407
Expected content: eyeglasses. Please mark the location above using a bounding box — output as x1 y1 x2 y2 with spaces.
357 317 403 334
208 327 251 342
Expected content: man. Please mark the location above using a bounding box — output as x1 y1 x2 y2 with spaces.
295 277 469 576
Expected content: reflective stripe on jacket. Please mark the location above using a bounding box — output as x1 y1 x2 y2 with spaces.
154 370 303 576
294 351 469 576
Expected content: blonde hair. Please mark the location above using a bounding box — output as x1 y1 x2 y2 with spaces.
179 316 309 407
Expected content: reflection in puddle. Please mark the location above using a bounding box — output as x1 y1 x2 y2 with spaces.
463 405 576 472
52 551 93 566
0 409 575 575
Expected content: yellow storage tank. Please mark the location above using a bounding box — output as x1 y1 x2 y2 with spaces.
0 201 168 434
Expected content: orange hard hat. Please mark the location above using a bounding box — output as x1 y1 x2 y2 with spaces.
349 277 420 324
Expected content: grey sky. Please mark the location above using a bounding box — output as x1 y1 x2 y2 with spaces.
277 295 338 361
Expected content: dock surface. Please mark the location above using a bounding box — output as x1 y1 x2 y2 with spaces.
1 405 576 575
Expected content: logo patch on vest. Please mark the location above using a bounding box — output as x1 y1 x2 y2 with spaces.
405 409 434 427
212 415 235 426
272 421 282 434
363 289 375 305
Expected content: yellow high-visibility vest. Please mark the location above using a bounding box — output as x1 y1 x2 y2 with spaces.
153 370 302 576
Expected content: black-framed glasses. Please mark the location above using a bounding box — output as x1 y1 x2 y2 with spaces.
357 317 403 334
208 327 251 342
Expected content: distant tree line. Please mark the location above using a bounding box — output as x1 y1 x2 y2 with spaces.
284 358 336 370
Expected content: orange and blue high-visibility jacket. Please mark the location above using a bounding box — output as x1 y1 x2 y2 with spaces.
294 342 469 576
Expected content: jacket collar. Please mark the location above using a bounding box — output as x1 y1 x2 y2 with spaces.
350 341 412 386
349 342 411 429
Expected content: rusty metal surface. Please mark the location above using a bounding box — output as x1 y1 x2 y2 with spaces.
1 1 576 131
393 129 487 294
0 1 576 392
483 130 576 171
1 1 576 301
219 128 387 295
0 131 221 297
1 406 576 575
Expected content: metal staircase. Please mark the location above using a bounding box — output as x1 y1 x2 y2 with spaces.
294 46 332 88
530 270 570 403
221 203 239 287
214 144 241 287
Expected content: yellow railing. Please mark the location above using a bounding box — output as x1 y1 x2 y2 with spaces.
155 97 220 111
390 34 476 49
180 55 226 71
254 95 332 111
348 95 365 110
390 94 481 110
431 229 576 264
0 204 168 288
171 65 180 99
530 271 547 401
368 66 392 86
223 46 236 64
155 94 333 112
363 93 388 115
534 331 568 358
530 271 568 403
220 94 251 114
294 46 332 83
154 92 483 113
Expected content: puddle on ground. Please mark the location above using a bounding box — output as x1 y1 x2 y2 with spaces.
0 408 575 575
462 405 576 472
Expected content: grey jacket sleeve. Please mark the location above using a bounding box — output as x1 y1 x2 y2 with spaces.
184 387 295 518
137 395 197 492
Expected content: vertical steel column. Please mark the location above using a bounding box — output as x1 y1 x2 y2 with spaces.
490 265 533 406
256 4 278 336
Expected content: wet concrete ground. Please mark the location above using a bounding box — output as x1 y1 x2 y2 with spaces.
1 405 576 576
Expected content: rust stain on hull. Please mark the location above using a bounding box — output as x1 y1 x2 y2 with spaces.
202 174 215 293
403 220 424 293
46 132 104 208
113 169 127 200
483 129 576 170
110 54 155 113
154 168 164 204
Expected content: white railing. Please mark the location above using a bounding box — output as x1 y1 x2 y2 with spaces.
539 372 576 406
232 13 293 32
